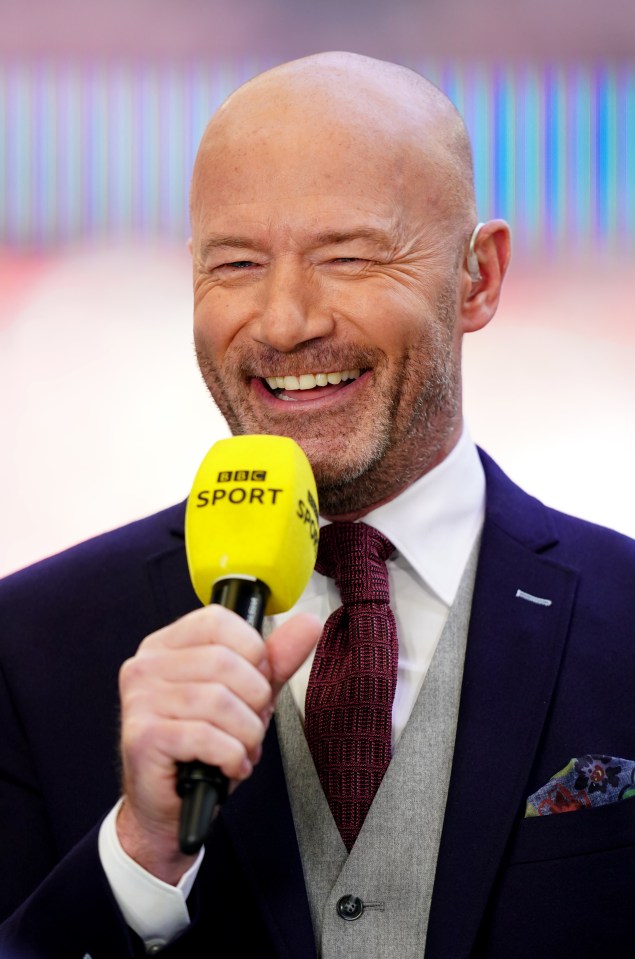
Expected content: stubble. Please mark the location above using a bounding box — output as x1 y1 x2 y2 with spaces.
195 281 461 516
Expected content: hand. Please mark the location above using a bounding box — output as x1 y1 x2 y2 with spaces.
117 605 321 884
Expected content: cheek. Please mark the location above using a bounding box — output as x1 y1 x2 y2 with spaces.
373 301 429 357
324 282 409 351
193 293 240 360
351 275 441 351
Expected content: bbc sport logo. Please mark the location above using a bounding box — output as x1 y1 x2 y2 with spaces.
217 470 267 483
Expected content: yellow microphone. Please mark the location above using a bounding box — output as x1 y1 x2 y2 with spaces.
177 434 319 854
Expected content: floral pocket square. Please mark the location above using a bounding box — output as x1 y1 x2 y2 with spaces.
525 754 635 818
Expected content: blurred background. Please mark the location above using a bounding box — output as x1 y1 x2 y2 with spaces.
1 0 634 576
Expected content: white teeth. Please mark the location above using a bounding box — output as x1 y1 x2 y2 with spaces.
264 369 362 391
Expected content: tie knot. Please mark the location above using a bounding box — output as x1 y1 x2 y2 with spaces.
315 521 394 604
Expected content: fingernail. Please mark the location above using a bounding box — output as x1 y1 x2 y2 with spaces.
260 704 274 724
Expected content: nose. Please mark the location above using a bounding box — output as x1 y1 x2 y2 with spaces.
252 257 334 352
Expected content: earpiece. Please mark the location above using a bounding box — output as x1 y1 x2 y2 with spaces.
467 222 484 281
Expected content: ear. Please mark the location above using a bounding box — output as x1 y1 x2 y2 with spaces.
186 237 193 256
459 219 511 334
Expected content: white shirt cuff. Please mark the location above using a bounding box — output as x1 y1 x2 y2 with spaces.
98 800 204 950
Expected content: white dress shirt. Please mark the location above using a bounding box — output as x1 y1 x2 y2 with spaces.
99 429 486 949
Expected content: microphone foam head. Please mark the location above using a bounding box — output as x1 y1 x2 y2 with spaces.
185 435 319 614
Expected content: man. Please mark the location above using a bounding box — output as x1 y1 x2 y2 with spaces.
1 51 635 959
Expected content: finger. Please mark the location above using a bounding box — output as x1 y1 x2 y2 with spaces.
138 680 268 751
266 612 322 695
124 715 256 783
121 643 271 710
140 604 266 666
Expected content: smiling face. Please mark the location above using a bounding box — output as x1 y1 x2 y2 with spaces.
190 54 492 516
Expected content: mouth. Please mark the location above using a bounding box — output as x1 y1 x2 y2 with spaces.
261 368 363 401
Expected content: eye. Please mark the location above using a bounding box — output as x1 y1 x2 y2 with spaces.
329 257 371 268
327 257 371 274
209 259 261 277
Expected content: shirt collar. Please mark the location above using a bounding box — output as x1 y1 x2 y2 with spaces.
353 429 485 606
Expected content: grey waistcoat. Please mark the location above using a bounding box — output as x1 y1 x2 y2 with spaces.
275 540 479 958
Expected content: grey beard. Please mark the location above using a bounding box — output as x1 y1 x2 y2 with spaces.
195 277 461 517
316 346 459 515
316 284 460 515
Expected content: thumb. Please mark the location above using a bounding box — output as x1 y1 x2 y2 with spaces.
266 612 322 696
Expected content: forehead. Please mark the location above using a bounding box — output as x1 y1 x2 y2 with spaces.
188 60 474 252
192 118 443 247
204 115 408 191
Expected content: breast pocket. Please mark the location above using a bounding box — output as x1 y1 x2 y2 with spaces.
476 800 635 957
508 795 635 863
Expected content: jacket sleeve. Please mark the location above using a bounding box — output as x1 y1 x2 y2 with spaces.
0 823 147 959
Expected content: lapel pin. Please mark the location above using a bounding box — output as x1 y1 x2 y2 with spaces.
516 588 552 607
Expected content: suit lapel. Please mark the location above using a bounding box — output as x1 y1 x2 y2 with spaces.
425 454 579 958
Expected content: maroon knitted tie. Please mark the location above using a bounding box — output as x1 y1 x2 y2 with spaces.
305 521 398 851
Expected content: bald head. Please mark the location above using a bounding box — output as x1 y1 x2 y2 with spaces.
190 52 477 247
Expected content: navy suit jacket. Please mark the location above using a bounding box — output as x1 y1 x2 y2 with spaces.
1 450 635 958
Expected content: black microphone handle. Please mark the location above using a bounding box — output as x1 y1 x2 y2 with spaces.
176 576 270 855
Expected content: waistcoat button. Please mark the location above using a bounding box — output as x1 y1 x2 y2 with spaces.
336 895 364 921
145 940 166 954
